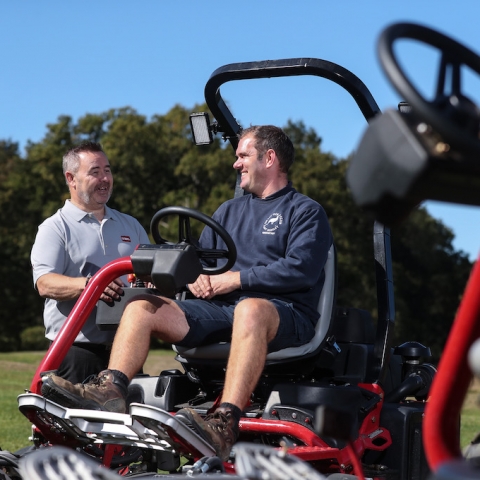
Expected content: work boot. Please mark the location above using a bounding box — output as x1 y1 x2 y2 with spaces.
175 406 240 461
41 370 127 413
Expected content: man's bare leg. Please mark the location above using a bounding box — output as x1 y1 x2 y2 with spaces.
108 295 190 379
175 298 280 460
221 298 279 409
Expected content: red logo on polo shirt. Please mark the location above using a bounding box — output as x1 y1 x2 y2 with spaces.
121 236 131 242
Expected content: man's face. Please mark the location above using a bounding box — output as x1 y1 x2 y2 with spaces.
233 134 267 195
67 151 113 210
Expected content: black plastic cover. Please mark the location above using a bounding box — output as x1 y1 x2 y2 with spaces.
348 109 480 226
131 244 203 298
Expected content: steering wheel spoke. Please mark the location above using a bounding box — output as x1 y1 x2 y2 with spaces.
178 215 194 243
435 54 463 99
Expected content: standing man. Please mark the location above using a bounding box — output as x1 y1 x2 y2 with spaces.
31 142 150 383
42 126 333 461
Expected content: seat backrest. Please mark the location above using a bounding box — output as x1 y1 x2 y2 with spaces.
265 243 336 361
173 243 337 363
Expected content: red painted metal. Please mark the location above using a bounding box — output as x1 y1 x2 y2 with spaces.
29 257 133 394
424 256 480 470
238 393 392 477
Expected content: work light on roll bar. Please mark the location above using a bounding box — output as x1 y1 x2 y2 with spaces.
189 112 216 145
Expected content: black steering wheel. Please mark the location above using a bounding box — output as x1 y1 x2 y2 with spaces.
378 22 480 155
150 206 237 275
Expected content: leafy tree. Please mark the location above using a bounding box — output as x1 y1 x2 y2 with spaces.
0 140 45 350
0 109 471 360
390 208 471 356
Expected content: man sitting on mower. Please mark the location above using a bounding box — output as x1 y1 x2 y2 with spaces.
41 125 333 461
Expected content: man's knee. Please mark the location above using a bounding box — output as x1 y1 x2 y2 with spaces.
121 295 189 342
233 298 279 334
121 295 167 322
235 298 276 317
123 297 149 316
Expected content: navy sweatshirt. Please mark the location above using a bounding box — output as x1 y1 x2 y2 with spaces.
199 183 333 324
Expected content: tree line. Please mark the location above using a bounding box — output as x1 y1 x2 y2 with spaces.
0 104 472 359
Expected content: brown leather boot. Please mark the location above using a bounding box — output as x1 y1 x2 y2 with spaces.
41 370 127 413
175 406 240 461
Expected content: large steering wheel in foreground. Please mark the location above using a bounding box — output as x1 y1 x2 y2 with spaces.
378 22 480 156
150 206 237 275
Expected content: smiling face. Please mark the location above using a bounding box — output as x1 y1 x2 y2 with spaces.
233 134 269 196
66 151 113 212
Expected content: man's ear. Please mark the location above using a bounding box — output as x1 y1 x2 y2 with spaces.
265 149 276 168
65 172 75 187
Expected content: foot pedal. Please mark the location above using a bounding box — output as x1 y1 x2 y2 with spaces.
18 393 164 451
130 403 215 458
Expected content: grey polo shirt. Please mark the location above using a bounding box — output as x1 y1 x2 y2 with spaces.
31 200 150 344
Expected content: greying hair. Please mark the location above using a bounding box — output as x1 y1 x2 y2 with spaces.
62 141 105 184
239 125 294 174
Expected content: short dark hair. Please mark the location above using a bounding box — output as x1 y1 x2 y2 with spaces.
239 125 294 173
63 141 106 178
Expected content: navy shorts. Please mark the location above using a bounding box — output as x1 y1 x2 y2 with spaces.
174 296 316 353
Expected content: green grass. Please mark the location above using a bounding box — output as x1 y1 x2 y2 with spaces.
0 351 46 452
1 351 480 454
460 379 480 449
0 350 178 453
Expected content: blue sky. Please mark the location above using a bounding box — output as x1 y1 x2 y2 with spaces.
1 1 480 260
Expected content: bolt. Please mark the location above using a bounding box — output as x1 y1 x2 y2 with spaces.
435 142 450 153
417 123 429 134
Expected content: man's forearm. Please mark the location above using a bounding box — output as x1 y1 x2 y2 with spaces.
36 273 87 302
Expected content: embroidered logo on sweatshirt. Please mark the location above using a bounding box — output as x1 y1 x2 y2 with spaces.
263 213 283 235
121 236 132 242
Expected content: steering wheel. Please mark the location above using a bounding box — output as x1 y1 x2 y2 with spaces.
150 206 237 275
378 22 480 155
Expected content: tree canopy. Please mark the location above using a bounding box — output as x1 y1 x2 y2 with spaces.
0 106 471 359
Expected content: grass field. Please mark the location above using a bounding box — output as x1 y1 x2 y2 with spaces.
1 351 479 454
0 350 179 452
